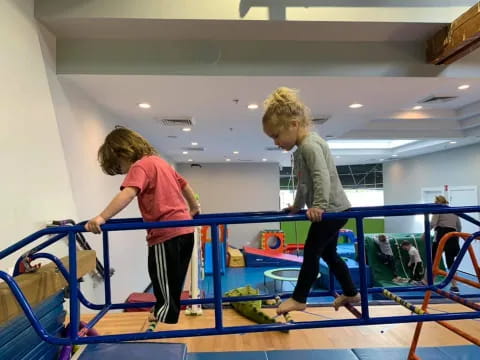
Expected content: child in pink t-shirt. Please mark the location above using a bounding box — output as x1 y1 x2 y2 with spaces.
86 126 200 324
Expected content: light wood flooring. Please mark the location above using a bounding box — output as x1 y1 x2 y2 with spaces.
80 304 480 353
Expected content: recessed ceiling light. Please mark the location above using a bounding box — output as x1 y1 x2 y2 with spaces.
248 104 259 110
392 154 398 157
188 159 193 162
413 105 423 110
233 151 239 154
225 158 231 162
458 84 470 90
336 156 341 159
349 103 363 109
262 158 267 162
182 127 191 132
449 141 457 144
191 142 198 146
379 158 384 161
182 151 188 155
138 102 151 109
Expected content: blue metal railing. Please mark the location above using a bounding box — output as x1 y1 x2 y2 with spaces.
1 204 480 345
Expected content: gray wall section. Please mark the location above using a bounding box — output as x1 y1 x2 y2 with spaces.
384 143 480 233
0 0 77 272
177 163 280 248
56 39 442 77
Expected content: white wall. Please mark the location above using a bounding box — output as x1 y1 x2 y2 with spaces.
0 1 76 272
176 163 280 249
0 0 163 307
384 143 480 233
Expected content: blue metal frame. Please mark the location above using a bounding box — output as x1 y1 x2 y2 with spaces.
1 204 480 345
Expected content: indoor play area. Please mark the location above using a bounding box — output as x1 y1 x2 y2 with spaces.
1 204 480 360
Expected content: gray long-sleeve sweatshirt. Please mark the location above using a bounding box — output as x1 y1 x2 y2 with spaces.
292 132 351 212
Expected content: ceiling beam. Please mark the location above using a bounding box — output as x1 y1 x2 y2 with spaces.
427 3 480 65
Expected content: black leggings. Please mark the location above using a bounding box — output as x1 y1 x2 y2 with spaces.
292 217 358 303
433 227 460 269
148 233 194 324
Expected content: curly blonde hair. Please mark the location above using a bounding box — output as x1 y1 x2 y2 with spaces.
435 195 449 204
98 126 157 175
262 87 311 130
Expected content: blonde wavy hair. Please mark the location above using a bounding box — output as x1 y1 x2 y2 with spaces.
98 126 157 175
262 87 312 131
435 195 449 204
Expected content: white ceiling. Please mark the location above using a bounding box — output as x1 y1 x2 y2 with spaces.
60 74 480 167
43 2 480 168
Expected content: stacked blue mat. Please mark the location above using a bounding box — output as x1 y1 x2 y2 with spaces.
187 346 480 360
0 292 65 360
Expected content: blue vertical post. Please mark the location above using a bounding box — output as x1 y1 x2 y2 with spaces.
355 217 370 319
424 214 434 285
103 231 112 305
68 231 79 340
210 224 224 330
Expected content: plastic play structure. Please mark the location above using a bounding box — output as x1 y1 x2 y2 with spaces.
1 204 480 360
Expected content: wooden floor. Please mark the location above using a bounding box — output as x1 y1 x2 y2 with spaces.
81 304 480 353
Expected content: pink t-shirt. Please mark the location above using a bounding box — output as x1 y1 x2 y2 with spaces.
121 156 193 246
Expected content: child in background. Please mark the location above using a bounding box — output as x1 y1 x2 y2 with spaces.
85 126 200 324
262 87 360 314
401 240 424 283
374 234 401 282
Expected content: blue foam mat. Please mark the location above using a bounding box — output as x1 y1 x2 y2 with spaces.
267 348 358 360
353 345 480 360
79 342 187 360
188 351 267 360
188 346 480 360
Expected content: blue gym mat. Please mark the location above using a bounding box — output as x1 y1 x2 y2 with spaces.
187 346 480 360
79 342 187 360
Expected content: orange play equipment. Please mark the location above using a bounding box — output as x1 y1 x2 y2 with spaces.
260 230 285 253
408 231 480 360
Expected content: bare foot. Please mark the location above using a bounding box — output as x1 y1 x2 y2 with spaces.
333 293 361 311
148 309 157 322
276 298 306 315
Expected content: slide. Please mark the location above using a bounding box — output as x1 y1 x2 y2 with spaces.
365 234 445 287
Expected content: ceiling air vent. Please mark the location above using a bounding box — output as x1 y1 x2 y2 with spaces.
419 95 457 104
158 117 194 126
312 116 330 125
265 146 282 151
182 147 205 152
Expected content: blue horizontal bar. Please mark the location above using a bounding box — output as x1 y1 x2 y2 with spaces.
40 310 480 345
3 205 480 260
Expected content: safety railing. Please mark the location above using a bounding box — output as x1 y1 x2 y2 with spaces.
409 231 480 359
1 204 480 346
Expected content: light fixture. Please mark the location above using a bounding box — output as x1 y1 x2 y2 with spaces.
188 159 193 162
191 142 198 146
449 141 457 144
182 127 191 132
248 104 259 110
349 103 363 109
262 158 267 162
233 151 239 154
336 156 341 159
182 151 188 155
138 102 151 109
413 105 423 110
392 154 398 157
458 84 470 90
225 158 231 162
379 158 384 161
